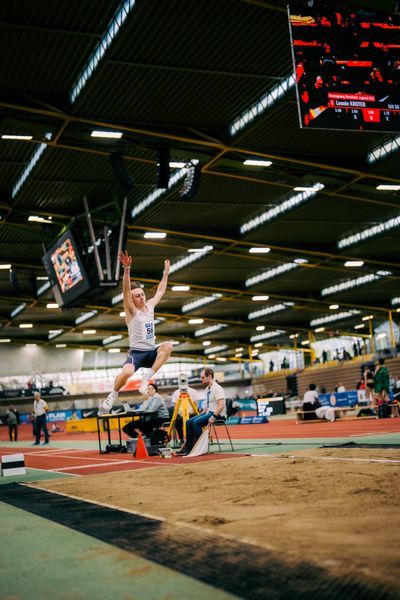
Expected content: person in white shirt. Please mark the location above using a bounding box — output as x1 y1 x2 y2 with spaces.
179 367 226 455
303 383 335 422
32 392 49 445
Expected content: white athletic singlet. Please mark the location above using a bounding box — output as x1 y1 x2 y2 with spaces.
127 304 156 351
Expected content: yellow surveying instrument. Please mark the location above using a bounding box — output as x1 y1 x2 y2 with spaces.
167 373 198 439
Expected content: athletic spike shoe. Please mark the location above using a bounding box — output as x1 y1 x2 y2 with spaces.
102 390 118 413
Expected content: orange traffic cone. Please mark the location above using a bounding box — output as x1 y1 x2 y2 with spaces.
134 432 149 459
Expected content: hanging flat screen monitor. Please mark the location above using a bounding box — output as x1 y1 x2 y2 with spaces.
42 230 91 307
288 6 400 131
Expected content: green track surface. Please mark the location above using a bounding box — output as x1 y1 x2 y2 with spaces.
0 500 238 600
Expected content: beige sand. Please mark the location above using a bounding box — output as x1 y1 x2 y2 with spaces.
35 448 400 590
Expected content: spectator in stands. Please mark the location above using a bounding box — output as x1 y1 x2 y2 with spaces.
374 358 390 417
322 349 328 363
336 383 346 393
5 405 20 442
269 360 274 372
302 383 335 422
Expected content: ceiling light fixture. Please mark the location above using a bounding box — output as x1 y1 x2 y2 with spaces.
48 329 64 340
188 318 204 324
249 247 270 254
243 159 272 167
329 304 339 310
37 281 51 296
376 184 400 191
169 244 211 275
2 134 33 140
202 340 211 346
103 335 123 346
362 315 373 321
0 264 11 270
46 303 59 309
256 325 265 331
82 329 96 335
314 327 325 333
108 348 121 353
354 324 365 329
321 272 391 296
131 162 198 220
195 324 228 338
10 303 26 319
28 216 53 224
143 231 167 239
391 297 400 306
230 72 295 136
171 285 190 291
344 260 364 267
55 344 66 348
12 133 52 198
91 130 123 138
19 323 33 328
187 246 213 253
310 310 360 327
70 0 137 103
240 184 324 235
250 329 285 342
245 260 308 287
75 310 98 325
204 344 228 355
338 216 400 249
0 339 11 343
367 135 400 164
376 332 387 339
252 295 270 301
182 293 222 313
248 302 294 320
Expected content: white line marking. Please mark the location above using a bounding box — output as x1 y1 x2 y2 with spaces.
54 460 134 471
249 454 400 464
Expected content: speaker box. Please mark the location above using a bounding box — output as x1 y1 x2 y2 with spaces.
157 148 170 189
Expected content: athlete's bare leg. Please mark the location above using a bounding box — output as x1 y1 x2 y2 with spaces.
101 363 134 413
138 341 173 394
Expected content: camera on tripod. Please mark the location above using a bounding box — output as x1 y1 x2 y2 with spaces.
178 372 188 391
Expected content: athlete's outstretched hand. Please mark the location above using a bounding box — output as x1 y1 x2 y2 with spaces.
164 259 170 274
119 250 132 268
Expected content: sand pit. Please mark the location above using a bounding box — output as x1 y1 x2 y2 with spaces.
35 449 400 591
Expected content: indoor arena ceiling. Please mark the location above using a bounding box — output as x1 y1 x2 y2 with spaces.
0 0 399 362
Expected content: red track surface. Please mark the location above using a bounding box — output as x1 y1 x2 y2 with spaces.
1 419 399 476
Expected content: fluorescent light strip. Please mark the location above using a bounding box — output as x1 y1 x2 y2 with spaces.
169 245 211 275
144 232 167 239
321 272 391 297
245 262 299 288
249 247 270 254
248 302 294 320
10 303 26 318
188 245 213 253
338 215 400 249
12 133 52 198
171 285 190 291
250 329 285 343
367 134 400 164
111 292 124 306
75 310 98 325
131 165 190 219
344 260 364 267
376 184 400 191
204 344 228 355
0 264 11 269
102 334 123 346
194 324 228 338
241 183 324 235
243 159 272 167
391 297 400 306
48 329 64 340
182 293 222 313
91 130 123 139
310 310 361 327
28 215 53 224
0 339 11 343
70 0 136 103
2 134 33 140
230 73 295 136
37 281 51 296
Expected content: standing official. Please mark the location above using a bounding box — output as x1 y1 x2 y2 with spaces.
32 392 49 446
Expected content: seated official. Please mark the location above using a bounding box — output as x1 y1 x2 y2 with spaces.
303 383 335 422
170 384 199 445
122 382 169 438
